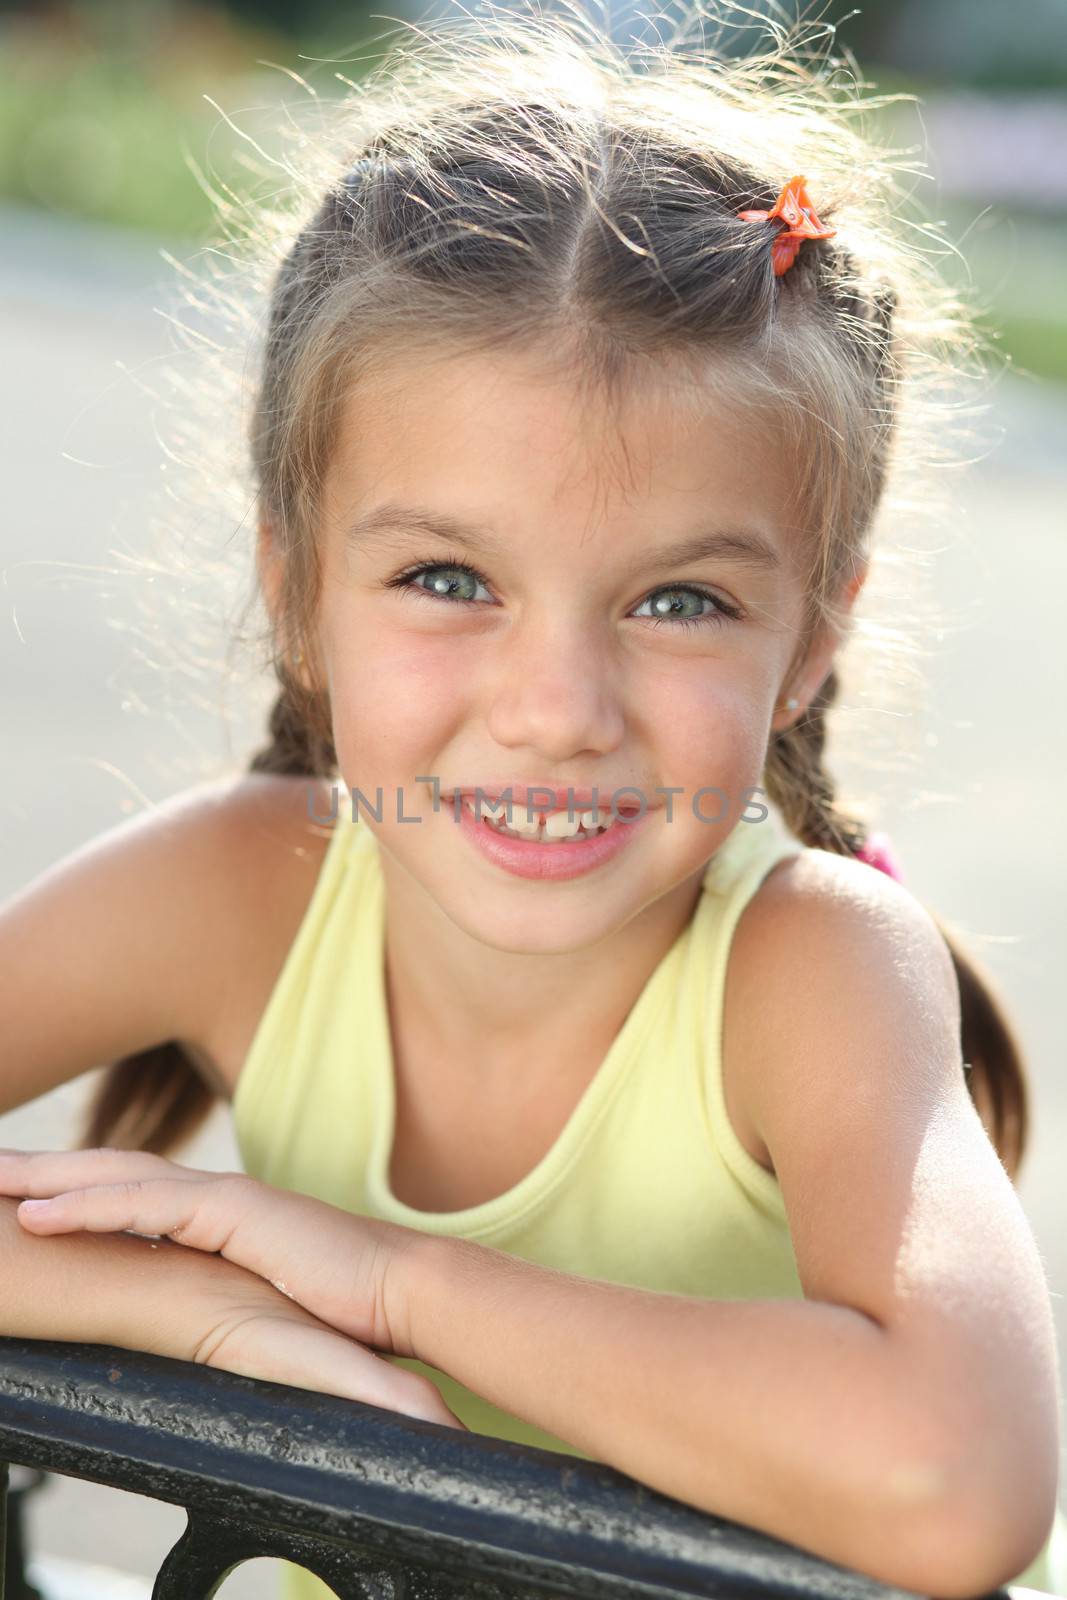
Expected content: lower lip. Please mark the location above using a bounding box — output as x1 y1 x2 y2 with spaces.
449 799 654 881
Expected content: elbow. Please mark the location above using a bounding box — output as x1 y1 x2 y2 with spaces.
879 1452 1062 1600
873 1316 1063 1598
931 1471 1061 1600
930 1365 1063 1599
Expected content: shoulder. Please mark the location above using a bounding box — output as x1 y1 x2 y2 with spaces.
723 844 1062 1569
730 839 957 1005
0 772 336 1113
132 770 334 923
725 838 970 1290
177 772 338 1095
188 770 337 866
723 844 960 1172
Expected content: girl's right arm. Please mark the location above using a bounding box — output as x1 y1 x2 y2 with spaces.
0 780 247 1116
0 778 261 1353
0 1196 457 1423
0 782 457 1423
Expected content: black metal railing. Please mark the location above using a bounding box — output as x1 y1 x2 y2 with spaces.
2 1464 44 1600
0 1335 1007 1600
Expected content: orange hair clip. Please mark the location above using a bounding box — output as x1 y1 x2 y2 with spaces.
737 174 836 277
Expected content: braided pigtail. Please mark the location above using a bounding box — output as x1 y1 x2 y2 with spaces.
249 659 337 780
763 669 868 856
76 1045 218 1159
765 674 1029 1181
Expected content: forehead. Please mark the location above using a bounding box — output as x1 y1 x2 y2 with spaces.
323 343 795 556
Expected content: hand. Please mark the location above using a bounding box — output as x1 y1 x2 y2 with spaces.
0 1147 438 1401
172 1261 465 1429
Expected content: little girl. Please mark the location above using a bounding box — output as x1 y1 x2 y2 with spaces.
2 6 1065 1599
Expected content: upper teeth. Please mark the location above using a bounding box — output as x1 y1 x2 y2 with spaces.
463 796 615 840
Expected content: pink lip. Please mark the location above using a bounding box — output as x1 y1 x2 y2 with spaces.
449 794 654 882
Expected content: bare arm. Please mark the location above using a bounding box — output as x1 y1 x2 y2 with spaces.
405 1236 966 1591
0 1193 232 1358
0 776 461 1418
392 857 1060 1599
0 1195 458 1426
0 772 324 1116
0 782 270 1354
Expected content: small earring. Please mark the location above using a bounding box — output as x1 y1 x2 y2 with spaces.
783 696 799 712
292 651 304 666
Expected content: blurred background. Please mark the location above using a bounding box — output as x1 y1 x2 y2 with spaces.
1 1 1065 1595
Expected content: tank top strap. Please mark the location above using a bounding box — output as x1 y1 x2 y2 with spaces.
232 804 377 1193
689 806 804 1220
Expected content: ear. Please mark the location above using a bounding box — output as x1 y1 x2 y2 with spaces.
257 510 285 635
771 559 869 736
257 510 315 693
839 559 869 613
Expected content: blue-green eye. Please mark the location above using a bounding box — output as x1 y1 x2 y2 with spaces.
383 554 743 631
631 586 741 630
387 560 489 605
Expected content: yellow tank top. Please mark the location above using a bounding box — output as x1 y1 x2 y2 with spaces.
231 805 1067 1600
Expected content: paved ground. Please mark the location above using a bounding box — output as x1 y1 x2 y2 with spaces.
2 200 1065 1595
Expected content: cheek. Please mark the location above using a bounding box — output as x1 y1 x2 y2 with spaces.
326 623 470 760
639 666 768 773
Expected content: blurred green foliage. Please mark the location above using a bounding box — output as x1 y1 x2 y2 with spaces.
818 0 1067 91
0 0 389 236
1 3 252 235
1 0 1064 378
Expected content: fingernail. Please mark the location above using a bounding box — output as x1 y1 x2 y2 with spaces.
20 1200 52 1213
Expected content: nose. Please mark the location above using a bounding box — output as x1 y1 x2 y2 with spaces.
482 607 625 763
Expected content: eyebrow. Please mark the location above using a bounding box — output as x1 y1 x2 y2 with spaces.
344 501 782 576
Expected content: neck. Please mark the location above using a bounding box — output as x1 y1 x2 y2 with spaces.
376 850 706 1078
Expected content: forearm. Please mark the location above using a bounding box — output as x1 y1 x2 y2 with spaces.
0 1195 229 1360
404 1235 973 1594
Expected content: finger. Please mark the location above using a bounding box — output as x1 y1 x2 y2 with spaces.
15 1174 309 1314
16 1177 234 1253
0 1147 208 1199
208 1315 467 1429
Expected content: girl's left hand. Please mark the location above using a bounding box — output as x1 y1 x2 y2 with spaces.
0 1147 418 1358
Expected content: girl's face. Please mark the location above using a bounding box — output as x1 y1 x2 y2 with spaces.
310 345 834 953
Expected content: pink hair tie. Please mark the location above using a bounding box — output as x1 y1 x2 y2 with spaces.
853 830 905 885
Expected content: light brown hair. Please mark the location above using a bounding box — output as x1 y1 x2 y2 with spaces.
80 3 1027 1177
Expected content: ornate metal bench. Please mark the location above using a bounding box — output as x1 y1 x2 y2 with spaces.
0 1335 1013 1599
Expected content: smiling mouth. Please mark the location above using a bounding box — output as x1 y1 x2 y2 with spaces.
456 794 642 842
